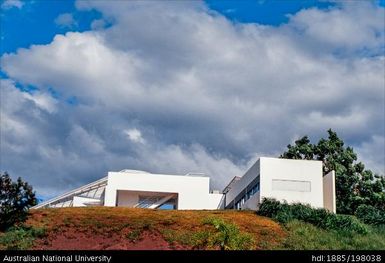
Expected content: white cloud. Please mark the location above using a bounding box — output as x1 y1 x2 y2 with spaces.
1 1 384 197
138 144 246 190
286 2 384 55
0 80 246 196
23 92 57 113
124 129 145 144
1 0 23 10
54 13 77 28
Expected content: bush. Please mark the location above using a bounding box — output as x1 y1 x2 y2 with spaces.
325 214 368 234
0 226 46 250
0 173 37 231
307 208 330 228
355 205 385 225
257 198 282 218
257 198 368 234
274 211 294 224
198 217 255 250
290 203 314 221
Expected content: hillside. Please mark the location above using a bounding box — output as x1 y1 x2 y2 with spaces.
0 207 384 250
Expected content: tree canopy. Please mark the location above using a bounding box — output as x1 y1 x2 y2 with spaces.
0 172 37 230
280 129 385 214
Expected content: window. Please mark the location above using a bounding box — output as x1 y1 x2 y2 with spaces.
272 179 311 192
229 176 260 210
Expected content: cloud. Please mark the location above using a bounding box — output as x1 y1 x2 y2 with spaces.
1 0 23 10
1 1 384 198
124 129 145 144
356 135 385 175
0 79 247 197
90 19 106 30
286 2 384 55
54 13 77 29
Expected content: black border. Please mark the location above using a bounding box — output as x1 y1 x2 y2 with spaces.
1 250 384 263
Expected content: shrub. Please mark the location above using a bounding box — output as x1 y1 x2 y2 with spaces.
0 226 46 250
355 205 385 225
307 208 330 228
257 198 282 218
290 203 314 221
325 214 368 234
0 173 37 231
198 217 255 250
257 198 368 234
274 211 294 224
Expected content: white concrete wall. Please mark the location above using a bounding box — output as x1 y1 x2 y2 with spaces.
260 157 324 208
104 172 223 209
207 194 225 209
323 170 336 213
225 157 324 210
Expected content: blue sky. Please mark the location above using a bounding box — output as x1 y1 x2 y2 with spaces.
1 0 99 54
1 0 384 199
2 0 384 55
206 0 336 24
0 0 346 55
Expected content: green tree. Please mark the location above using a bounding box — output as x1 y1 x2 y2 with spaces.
0 173 37 231
280 129 385 214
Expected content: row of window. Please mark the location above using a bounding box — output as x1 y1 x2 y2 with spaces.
235 183 260 210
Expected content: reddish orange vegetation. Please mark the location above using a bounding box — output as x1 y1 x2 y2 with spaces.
33 229 179 250
26 208 285 250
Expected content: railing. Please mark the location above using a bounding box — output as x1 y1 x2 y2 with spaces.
134 196 162 208
32 176 108 209
134 194 176 209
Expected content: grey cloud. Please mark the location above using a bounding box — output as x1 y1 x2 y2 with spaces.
286 1 384 56
356 135 385 175
1 1 384 198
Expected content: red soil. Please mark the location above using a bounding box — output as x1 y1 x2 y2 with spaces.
34 229 189 250
25 208 285 250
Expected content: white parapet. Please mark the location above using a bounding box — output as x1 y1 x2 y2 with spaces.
260 157 324 209
323 170 336 213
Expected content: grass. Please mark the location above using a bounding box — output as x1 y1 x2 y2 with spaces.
1 207 383 250
126 229 142 242
200 217 255 250
161 217 256 249
0 226 46 250
280 220 385 250
161 228 196 246
15 207 283 250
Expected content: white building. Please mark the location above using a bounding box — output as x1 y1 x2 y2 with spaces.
223 157 336 213
33 170 224 210
33 157 335 212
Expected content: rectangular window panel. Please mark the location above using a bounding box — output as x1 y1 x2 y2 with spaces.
272 179 311 192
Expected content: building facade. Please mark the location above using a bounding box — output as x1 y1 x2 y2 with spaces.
223 157 335 212
33 170 224 210
33 157 336 212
